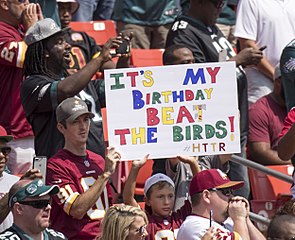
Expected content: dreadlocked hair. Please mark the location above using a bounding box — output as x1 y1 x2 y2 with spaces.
23 41 68 79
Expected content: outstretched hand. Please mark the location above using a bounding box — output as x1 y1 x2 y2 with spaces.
104 146 121 176
132 154 149 169
236 47 263 67
20 168 42 180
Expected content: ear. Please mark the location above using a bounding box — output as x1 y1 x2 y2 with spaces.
44 49 50 58
14 203 24 215
56 122 65 134
203 190 211 204
144 196 150 206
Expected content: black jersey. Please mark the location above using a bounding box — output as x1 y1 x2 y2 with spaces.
166 15 248 143
20 74 106 158
0 225 67 240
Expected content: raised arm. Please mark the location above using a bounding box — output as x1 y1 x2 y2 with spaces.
69 147 120 219
123 154 149 207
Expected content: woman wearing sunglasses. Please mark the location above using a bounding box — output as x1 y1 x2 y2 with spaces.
99 205 148 240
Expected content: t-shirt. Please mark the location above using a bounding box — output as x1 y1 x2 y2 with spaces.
248 94 287 150
166 15 248 145
146 200 191 240
177 215 241 240
112 0 178 26
0 172 19 232
20 74 106 158
0 21 33 139
0 224 67 240
46 149 112 240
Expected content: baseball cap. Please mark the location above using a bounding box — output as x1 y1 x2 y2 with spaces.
57 0 79 14
56 97 94 123
189 169 244 197
9 179 59 208
25 18 69 46
0 125 13 142
274 63 282 80
144 173 175 196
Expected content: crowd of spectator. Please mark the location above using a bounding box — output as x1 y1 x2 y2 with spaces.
1 0 295 239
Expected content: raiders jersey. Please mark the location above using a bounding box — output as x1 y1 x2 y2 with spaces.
46 149 112 239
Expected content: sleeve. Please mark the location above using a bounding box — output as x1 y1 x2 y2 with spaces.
20 76 59 116
248 103 270 143
234 0 258 41
46 159 80 216
0 31 27 68
174 199 192 220
280 107 295 138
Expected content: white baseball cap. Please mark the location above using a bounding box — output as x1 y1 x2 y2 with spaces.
144 173 175 196
57 0 79 14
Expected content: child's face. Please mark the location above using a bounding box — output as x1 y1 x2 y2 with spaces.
146 184 175 217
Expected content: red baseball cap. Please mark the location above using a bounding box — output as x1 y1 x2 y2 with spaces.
0 125 13 142
189 169 244 196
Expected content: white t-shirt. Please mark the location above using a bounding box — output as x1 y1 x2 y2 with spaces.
177 215 241 240
234 0 295 104
0 172 19 232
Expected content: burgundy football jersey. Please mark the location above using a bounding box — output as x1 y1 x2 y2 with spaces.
147 200 191 240
0 21 33 138
46 149 112 240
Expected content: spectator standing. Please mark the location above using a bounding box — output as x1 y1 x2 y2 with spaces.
100 205 148 240
165 0 263 198
0 179 66 240
177 169 265 240
0 126 19 232
247 64 290 165
112 0 179 49
20 18 124 158
46 98 120 239
0 0 42 174
234 0 295 105
280 39 295 111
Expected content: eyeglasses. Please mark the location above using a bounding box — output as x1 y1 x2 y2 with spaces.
18 199 51 209
210 188 233 197
0 147 11 156
209 0 226 9
135 224 147 235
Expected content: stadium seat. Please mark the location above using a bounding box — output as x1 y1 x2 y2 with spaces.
69 20 117 46
101 108 108 144
248 165 293 200
130 49 164 67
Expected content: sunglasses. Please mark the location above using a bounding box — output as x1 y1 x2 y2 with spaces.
210 0 226 9
0 146 11 156
18 199 51 209
210 188 233 197
135 224 147 235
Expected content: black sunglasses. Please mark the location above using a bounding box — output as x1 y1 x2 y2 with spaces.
135 224 147 235
0 146 11 156
18 199 51 209
210 188 233 197
210 0 226 9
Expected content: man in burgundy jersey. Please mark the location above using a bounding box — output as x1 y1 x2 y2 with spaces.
46 97 120 239
0 0 42 174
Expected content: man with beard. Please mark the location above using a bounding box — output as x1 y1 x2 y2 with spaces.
20 18 124 158
165 0 263 198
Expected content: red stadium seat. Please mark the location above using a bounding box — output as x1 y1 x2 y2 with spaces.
130 49 164 67
248 165 293 200
69 20 117 46
126 159 154 196
101 108 108 144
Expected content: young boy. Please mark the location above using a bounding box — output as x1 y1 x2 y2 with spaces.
123 154 200 240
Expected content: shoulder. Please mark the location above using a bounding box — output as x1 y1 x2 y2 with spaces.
0 227 21 239
45 228 68 239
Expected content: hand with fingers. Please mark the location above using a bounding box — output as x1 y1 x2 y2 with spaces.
104 146 121 177
20 168 43 180
132 154 150 169
22 3 43 31
201 227 221 240
100 36 124 63
236 47 263 67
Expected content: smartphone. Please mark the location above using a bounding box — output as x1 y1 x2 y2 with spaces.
116 39 130 54
33 156 47 183
259 46 267 51
209 210 213 227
